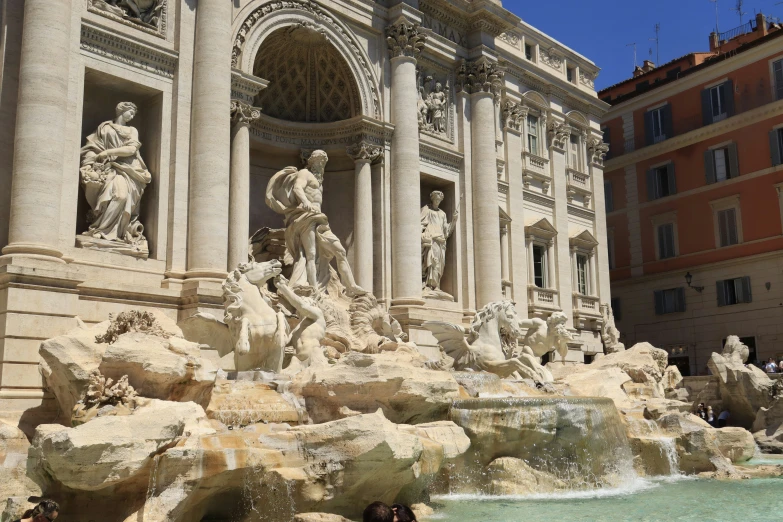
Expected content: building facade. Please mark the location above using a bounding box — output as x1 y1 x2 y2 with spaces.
601 14 783 376
0 0 609 420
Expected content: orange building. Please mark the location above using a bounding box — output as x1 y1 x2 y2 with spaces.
600 14 783 375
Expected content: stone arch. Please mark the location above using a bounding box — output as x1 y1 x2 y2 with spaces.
565 110 589 127
522 90 548 110
232 0 381 119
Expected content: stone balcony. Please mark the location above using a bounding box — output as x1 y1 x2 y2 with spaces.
522 152 551 194
566 168 592 207
572 293 602 329
527 285 561 317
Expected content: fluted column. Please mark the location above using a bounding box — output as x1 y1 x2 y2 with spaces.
500 226 509 282
187 0 232 279
347 141 383 293
228 101 260 271
387 20 426 303
2 0 73 260
458 58 504 306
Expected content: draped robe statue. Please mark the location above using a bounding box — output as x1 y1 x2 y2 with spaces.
421 191 459 300
78 101 151 258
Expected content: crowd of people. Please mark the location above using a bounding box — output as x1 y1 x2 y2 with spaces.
363 501 418 522
695 403 731 428
762 357 783 374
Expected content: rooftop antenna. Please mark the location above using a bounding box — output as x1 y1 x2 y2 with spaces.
649 23 660 64
626 42 637 70
709 0 720 34
732 0 746 25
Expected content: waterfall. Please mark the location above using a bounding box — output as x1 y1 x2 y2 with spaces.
624 415 681 476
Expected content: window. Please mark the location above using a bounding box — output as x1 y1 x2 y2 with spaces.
611 297 622 321
567 67 574 83
657 223 676 259
569 134 582 170
717 208 739 247
701 81 733 125
774 59 783 101
533 244 547 288
717 277 752 306
646 162 676 200
576 254 588 295
770 128 783 167
527 115 539 155
704 144 738 184
604 181 614 212
654 287 686 315
645 105 671 145
607 232 616 270
666 67 681 80
636 80 650 92
525 44 533 61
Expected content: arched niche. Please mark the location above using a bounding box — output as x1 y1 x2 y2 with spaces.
232 0 381 120
522 90 548 110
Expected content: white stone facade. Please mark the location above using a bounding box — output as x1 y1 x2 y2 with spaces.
0 0 609 419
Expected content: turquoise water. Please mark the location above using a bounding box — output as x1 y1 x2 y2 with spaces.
431 477 783 522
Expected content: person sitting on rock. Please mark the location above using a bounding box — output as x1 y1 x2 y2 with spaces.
706 406 716 427
718 409 731 428
14 500 59 522
392 503 417 522
363 501 394 522
696 403 707 421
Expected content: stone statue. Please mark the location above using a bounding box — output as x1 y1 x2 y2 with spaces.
265 150 367 297
428 82 448 133
424 301 558 382
275 274 327 368
78 101 151 258
88 0 165 30
421 190 459 300
416 70 450 135
601 304 625 354
519 312 573 365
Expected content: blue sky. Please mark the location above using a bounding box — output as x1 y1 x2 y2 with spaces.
503 0 783 90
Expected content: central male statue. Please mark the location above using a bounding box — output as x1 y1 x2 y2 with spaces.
265 150 366 297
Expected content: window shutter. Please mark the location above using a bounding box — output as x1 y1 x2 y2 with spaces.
646 169 657 201
727 143 739 179
701 89 712 126
741 276 752 303
605 182 614 212
654 290 665 315
770 130 782 167
644 111 654 146
774 60 783 101
676 287 686 313
716 280 727 307
663 104 674 139
704 149 716 184
667 162 677 194
667 225 676 257
657 225 665 259
724 80 735 117
727 208 739 245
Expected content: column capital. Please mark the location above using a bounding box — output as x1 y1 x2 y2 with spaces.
547 120 572 150
347 141 383 164
456 57 505 99
386 18 426 59
230 99 261 126
501 99 528 132
587 136 610 167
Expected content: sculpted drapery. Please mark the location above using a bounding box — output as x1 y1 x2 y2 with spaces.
421 191 458 296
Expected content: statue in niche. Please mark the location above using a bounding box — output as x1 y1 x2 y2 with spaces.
265 150 367 297
88 0 165 30
416 70 450 135
421 190 459 301
77 101 151 258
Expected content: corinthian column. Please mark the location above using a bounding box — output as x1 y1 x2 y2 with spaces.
228 100 261 271
386 19 426 304
347 141 383 293
2 0 73 261
458 58 504 306
187 0 232 279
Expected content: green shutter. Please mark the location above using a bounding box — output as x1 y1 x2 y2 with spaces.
704 149 716 184
663 104 674 139
667 162 677 194
654 290 664 315
716 280 727 307
727 143 739 179
701 88 712 126
644 111 654 146
741 276 752 303
724 80 735 117
676 287 686 313
646 169 657 201
770 130 782 167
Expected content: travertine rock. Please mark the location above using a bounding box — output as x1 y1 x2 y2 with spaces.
100 333 216 407
753 397 783 453
29 400 213 492
591 343 668 387
290 351 460 424
206 379 303 426
662 365 683 392
294 514 351 522
485 457 565 495
560 367 632 406
0 421 40 501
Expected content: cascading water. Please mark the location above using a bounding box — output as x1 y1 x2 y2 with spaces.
444 397 637 494
624 415 681 476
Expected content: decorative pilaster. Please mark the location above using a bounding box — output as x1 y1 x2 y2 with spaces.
502 98 528 310
387 19 426 304
459 58 505 307
347 141 383 293
228 100 261 271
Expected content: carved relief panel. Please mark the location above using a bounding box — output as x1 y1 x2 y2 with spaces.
416 60 455 142
86 0 167 37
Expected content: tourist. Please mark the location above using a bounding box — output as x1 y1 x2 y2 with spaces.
718 409 730 428
14 499 59 522
392 503 417 522
696 403 707 421
778 360 783 373
765 358 778 373
706 406 716 427
363 501 394 522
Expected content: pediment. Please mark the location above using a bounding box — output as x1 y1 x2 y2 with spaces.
569 229 599 249
525 217 557 239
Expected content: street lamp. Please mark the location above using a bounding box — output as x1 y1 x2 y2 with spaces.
685 272 704 292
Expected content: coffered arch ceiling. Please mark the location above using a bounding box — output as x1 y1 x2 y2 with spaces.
254 26 361 124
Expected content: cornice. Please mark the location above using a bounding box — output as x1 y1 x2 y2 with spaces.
249 114 394 149
524 190 555 209
420 141 464 172
604 98 783 171
567 204 595 221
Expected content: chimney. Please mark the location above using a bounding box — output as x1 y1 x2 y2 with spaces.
757 13 768 37
709 31 719 52
632 65 644 78
642 60 656 72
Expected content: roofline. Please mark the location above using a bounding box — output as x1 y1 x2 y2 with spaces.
517 20 598 69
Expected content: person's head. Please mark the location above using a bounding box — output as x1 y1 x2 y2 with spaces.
707 406 713 413
430 190 444 208
26 500 59 521
697 403 704 410
306 150 329 179
770 358 776 363
363 501 394 522
392 503 417 522
115 101 137 123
